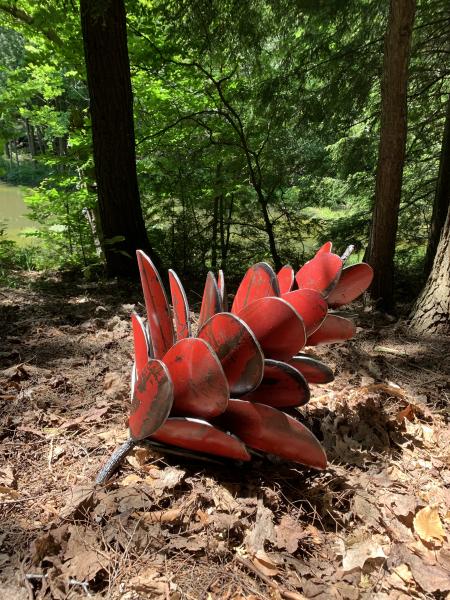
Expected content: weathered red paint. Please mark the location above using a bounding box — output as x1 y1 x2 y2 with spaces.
215 399 327 470
129 359 173 441
217 269 228 311
315 241 333 255
327 263 374 308
282 289 328 336
198 272 222 329
238 296 306 359
198 312 264 396
287 355 335 384
151 417 251 461
242 359 310 407
131 312 152 376
137 250 175 359
168 269 192 341
231 262 280 315
295 253 343 297
277 265 294 295
162 338 229 419
306 314 356 346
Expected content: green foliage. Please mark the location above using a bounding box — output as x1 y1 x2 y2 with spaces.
0 156 48 185
0 0 448 287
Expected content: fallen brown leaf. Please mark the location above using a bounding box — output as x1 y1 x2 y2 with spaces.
59 484 95 519
245 499 275 555
413 506 446 543
147 466 185 497
63 526 106 581
391 545 450 593
252 550 279 577
0 465 15 488
59 406 109 429
103 371 124 395
342 536 387 572
128 567 168 597
275 514 305 553
133 508 182 524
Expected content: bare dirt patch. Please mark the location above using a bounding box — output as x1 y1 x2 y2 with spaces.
1 274 449 599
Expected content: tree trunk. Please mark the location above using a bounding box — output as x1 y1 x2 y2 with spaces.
79 0 160 277
220 194 234 270
211 194 219 271
423 93 450 278
368 0 416 311
24 118 36 157
211 162 222 271
13 139 19 166
35 127 47 154
410 204 450 335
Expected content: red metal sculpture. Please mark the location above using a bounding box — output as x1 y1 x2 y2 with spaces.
96 243 373 483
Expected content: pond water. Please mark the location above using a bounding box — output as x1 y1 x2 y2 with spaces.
0 182 35 242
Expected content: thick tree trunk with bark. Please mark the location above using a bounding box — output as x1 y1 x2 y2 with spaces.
423 93 450 278
80 0 159 277
368 0 416 311
410 205 450 335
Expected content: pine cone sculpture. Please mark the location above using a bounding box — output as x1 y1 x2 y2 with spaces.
96 243 373 483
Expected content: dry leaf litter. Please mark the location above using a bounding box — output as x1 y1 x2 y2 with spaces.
1 274 449 599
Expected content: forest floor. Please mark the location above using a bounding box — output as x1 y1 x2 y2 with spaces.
0 272 449 600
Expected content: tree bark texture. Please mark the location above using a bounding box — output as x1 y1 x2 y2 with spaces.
410 204 450 335
80 0 159 277
368 0 416 311
423 93 450 278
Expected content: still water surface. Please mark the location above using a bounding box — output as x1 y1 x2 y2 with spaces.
0 182 35 241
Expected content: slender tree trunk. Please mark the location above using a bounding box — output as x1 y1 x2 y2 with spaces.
79 0 160 277
219 194 225 268
220 194 234 270
410 204 450 335
7 141 13 168
257 189 281 270
13 139 19 166
211 194 219 271
211 162 222 271
24 118 36 157
35 127 46 154
423 93 450 278
368 0 416 311
5 141 11 160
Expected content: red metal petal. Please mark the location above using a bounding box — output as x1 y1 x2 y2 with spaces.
306 314 356 346
282 289 328 336
198 312 264 396
162 338 229 419
129 359 174 441
231 262 280 314
168 269 192 341
287 355 334 384
238 296 306 359
242 359 310 408
315 241 333 255
327 263 374 308
218 269 228 311
215 400 327 470
151 417 251 461
198 272 222 329
131 312 152 376
137 250 175 359
295 253 343 297
277 265 294 295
